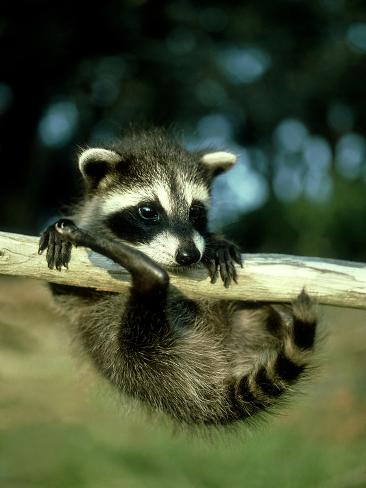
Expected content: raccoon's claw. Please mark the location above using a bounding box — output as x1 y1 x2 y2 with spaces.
55 219 93 248
202 238 242 288
38 219 75 270
55 218 79 237
38 231 50 255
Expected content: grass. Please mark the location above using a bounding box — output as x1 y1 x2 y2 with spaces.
0 277 365 488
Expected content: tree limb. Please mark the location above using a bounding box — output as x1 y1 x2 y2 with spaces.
1 231 366 309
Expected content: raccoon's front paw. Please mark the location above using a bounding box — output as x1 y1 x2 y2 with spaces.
202 237 242 288
38 218 75 270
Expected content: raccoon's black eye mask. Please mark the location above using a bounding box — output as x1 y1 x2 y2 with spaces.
106 202 166 244
189 200 208 234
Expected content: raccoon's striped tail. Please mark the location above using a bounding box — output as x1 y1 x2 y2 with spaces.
228 290 317 423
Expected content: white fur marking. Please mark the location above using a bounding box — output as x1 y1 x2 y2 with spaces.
201 151 237 170
193 231 205 257
177 177 210 207
136 231 205 267
101 183 175 216
101 189 154 214
153 182 174 215
135 232 181 267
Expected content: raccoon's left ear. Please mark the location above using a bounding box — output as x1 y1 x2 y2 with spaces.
200 151 237 177
78 148 121 189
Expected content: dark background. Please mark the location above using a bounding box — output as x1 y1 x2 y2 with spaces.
1 0 366 260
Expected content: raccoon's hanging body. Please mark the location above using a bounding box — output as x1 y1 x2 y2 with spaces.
39 129 317 426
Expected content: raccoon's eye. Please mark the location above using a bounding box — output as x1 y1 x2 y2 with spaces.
138 205 160 223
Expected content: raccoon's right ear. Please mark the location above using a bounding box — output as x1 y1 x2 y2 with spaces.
200 151 237 178
78 148 121 189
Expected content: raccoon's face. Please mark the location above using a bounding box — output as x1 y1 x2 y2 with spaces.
77 131 236 269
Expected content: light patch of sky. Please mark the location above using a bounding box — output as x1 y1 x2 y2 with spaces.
346 23 366 53
186 113 269 227
273 157 303 202
218 47 271 84
274 121 333 203
274 118 308 152
303 136 332 172
210 150 268 228
197 113 233 144
335 133 366 180
304 167 333 203
250 148 268 174
303 136 332 202
38 100 79 148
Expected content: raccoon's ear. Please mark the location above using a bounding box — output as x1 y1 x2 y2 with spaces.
78 148 121 189
200 151 237 177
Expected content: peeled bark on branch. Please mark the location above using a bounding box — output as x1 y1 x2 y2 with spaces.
1 231 366 309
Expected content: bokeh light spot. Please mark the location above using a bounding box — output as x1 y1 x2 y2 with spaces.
346 23 366 53
335 133 366 180
210 149 268 227
274 119 308 152
38 101 79 148
0 83 14 114
303 136 332 172
219 47 271 84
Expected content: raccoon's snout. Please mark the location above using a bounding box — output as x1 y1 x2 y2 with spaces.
175 245 201 266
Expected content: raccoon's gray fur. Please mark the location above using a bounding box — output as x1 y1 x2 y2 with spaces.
39 129 317 426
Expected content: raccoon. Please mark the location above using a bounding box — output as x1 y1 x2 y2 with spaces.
39 129 317 426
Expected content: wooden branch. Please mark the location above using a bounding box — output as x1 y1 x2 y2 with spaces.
1 231 366 309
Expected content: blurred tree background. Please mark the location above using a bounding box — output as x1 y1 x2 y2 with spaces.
2 0 366 260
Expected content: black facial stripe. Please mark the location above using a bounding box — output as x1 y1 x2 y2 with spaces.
189 200 208 234
106 198 207 248
107 202 167 244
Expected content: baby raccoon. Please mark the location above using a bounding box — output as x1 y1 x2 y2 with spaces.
39 129 317 426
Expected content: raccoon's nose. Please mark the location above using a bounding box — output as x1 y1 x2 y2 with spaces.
175 246 201 266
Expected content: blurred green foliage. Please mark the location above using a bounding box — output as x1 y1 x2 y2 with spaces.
1 0 366 261
1 422 365 488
